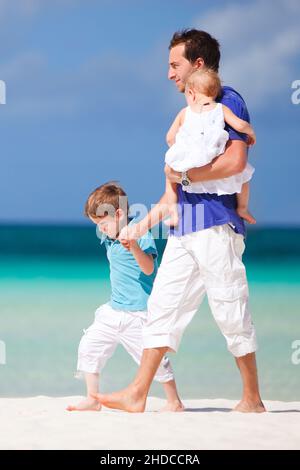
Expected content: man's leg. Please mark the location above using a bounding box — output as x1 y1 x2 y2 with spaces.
234 353 265 412
94 235 206 412
93 347 168 412
188 224 265 412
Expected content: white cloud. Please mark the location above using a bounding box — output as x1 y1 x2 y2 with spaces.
193 0 300 108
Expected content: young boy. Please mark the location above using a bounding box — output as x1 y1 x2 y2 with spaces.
67 182 184 412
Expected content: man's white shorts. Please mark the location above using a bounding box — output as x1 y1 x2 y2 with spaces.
143 223 258 357
76 302 174 383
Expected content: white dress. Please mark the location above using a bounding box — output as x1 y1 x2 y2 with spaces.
165 103 254 195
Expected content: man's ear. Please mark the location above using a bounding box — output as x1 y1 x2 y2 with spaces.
194 57 205 69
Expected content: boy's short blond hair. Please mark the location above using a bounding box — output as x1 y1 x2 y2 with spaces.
84 181 129 219
186 68 221 99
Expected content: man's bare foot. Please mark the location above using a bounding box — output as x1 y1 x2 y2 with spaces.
91 384 147 413
237 208 256 224
66 397 102 412
159 400 185 412
233 399 266 413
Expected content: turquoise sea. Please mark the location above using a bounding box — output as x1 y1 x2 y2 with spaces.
0 225 299 401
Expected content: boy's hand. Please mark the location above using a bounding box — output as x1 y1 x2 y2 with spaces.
119 238 138 252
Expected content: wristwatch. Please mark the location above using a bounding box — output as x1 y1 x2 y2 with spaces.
181 171 191 187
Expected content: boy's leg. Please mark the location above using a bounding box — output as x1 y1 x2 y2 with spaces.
67 372 101 411
160 380 185 412
67 303 119 411
236 182 256 224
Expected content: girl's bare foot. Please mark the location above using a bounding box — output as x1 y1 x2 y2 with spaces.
66 397 102 412
237 208 256 224
159 400 185 412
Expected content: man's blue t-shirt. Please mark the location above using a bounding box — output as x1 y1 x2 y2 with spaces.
169 86 250 238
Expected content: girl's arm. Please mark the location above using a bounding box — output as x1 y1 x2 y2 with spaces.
222 104 256 145
166 107 187 147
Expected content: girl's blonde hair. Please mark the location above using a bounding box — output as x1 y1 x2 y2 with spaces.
186 68 221 99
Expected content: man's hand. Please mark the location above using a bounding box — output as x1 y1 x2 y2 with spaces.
164 164 181 183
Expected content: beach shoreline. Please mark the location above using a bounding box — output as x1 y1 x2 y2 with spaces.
1 396 299 450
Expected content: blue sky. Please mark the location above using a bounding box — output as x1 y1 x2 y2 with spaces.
0 0 299 225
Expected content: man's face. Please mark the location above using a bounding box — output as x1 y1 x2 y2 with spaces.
168 44 203 93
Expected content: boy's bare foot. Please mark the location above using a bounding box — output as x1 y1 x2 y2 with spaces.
233 399 266 413
91 384 147 413
237 208 256 224
66 397 102 412
159 400 185 412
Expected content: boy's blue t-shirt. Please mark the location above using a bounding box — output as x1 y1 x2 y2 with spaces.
169 86 250 239
100 218 158 311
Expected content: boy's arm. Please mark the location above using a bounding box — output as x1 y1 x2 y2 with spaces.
166 107 186 147
222 105 256 145
130 243 155 275
119 239 154 275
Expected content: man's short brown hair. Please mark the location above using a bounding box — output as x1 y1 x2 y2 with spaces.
169 29 220 72
84 181 129 219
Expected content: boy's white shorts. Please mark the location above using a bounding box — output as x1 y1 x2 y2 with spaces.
76 303 174 383
143 223 258 358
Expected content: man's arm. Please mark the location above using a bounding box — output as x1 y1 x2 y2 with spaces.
165 140 248 183
118 188 170 241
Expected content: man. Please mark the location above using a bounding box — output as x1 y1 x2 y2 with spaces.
92 29 265 413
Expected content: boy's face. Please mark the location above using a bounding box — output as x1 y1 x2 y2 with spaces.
168 44 204 93
91 210 124 239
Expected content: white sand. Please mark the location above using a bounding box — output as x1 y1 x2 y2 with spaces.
0 396 299 450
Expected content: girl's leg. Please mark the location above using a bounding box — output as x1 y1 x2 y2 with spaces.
164 177 180 227
237 182 256 224
67 372 102 411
